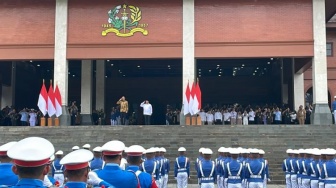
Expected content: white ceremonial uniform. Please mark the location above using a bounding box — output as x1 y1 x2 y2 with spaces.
199 112 207 125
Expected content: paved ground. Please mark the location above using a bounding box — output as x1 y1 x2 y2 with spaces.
167 184 285 188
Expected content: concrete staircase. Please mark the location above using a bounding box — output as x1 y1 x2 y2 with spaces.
0 125 335 184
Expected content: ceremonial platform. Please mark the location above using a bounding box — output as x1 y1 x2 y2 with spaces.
0 125 335 184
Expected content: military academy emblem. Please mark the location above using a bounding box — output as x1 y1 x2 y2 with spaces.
102 4 148 37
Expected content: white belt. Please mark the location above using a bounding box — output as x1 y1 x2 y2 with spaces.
250 175 262 178
325 178 336 180
178 168 187 172
55 170 63 174
201 177 214 181
228 176 241 180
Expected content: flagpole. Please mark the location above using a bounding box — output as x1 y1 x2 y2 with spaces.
40 79 46 127
48 79 53 127
54 81 60 126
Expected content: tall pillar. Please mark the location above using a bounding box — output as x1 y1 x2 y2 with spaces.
81 60 93 125
293 71 305 111
181 0 195 125
96 60 105 112
311 0 332 124
54 0 70 125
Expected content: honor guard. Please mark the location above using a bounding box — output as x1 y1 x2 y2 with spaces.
320 149 336 188
308 149 321 188
290 150 300 188
174 147 190 188
154 147 163 188
198 148 217 188
223 148 234 188
0 141 19 187
44 155 57 187
258 150 270 188
224 148 244 188
90 147 104 170
300 149 313 188
240 148 250 188
217 147 226 188
61 149 112 188
83 144 91 150
160 147 170 188
195 148 205 186
51 150 65 186
245 149 265 188
141 148 160 183
120 147 128 170
297 149 305 188
318 149 327 188
7 137 55 188
93 140 138 188
72 146 80 151
283 149 294 188
126 145 159 188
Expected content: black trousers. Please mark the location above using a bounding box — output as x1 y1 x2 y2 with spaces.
144 115 151 125
71 115 76 125
120 112 127 125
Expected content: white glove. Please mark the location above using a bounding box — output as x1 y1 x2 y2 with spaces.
268 178 271 182
88 171 103 186
43 175 53 187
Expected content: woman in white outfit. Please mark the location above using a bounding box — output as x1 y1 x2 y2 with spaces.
29 109 37 126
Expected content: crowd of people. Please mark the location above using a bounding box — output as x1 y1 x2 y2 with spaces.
0 137 272 188
0 101 317 126
0 106 41 126
282 148 336 188
198 104 313 125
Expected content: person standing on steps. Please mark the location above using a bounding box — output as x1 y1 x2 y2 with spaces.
140 100 153 125
117 96 128 125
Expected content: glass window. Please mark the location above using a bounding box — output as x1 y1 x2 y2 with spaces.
327 42 333 56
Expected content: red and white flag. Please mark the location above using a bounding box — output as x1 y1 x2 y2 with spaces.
195 80 202 110
191 83 200 115
37 81 48 116
189 82 196 115
47 83 56 117
54 84 62 117
183 81 191 115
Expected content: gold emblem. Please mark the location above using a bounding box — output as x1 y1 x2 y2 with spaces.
102 4 148 37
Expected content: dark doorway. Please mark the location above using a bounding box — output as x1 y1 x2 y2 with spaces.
197 58 282 107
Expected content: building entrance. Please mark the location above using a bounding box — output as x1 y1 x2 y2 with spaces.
197 58 282 108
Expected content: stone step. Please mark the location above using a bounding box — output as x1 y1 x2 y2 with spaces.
0 125 334 184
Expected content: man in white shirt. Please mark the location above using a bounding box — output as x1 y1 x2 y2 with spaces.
206 111 214 125
214 109 223 125
248 108 255 125
199 109 207 125
140 100 153 125
223 109 231 125
230 108 237 125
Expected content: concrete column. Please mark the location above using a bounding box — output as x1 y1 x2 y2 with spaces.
11 62 16 107
53 0 70 125
96 60 105 111
311 0 332 124
293 73 305 111
81 60 93 125
181 0 195 125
